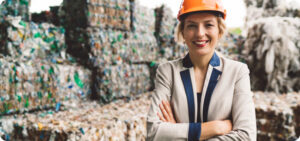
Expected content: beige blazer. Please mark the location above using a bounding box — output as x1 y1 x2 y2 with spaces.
146 52 256 141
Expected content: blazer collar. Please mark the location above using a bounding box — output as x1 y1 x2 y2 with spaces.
182 52 220 68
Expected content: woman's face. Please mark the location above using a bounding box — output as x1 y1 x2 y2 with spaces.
182 13 219 57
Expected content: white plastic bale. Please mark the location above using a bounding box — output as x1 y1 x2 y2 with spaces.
243 17 300 93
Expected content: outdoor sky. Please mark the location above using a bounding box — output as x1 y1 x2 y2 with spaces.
26 0 246 28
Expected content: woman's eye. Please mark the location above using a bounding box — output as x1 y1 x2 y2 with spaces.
206 24 214 27
187 24 196 28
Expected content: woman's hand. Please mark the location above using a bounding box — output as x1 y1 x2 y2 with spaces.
157 100 176 123
200 120 232 140
214 120 232 135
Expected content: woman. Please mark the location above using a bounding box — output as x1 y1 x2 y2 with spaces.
146 0 256 141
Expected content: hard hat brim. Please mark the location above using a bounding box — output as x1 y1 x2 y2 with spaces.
178 6 226 21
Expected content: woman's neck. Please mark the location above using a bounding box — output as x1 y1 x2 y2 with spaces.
189 52 214 71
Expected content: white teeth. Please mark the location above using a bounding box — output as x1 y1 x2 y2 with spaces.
195 41 206 45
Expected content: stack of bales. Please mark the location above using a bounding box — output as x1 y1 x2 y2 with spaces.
0 0 179 113
0 14 91 115
2 91 300 140
243 0 300 139
62 0 159 102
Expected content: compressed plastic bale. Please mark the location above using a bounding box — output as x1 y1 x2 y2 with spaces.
0 0 31 21
280 92 300 137
253 91 296 140
0 56 91 115
154 5 177 58
94 64 151 103
86 0 131 30
87 27 158 66
63 0 131 30
132 1 155 34
243 17 300 93
63 0 160 67
0 92 152 140
1 16 68 62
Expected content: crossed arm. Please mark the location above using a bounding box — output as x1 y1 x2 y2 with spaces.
157 100 232 141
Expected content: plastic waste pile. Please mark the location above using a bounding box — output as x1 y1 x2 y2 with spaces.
243 17 300 93
0 92 151 141
254 91 300 140
0 5 91 116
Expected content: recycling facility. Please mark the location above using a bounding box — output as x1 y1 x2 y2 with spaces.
0 0 299 140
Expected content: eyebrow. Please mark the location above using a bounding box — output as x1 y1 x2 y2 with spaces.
186 20 215 24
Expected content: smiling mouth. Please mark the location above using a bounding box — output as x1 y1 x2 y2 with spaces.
193 40 209 48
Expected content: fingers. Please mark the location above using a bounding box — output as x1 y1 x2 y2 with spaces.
157 112 166 122
159 103 170 121
158 100 176 123
163 100 174 119
224 120 233 130
220 120 233 135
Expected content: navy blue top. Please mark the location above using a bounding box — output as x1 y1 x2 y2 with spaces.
197 92 202 122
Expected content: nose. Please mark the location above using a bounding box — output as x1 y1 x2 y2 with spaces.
196 25 205 38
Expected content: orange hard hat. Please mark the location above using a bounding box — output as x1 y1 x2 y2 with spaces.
177 0 227 21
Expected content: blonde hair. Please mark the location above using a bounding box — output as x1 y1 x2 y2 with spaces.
174 15 227 45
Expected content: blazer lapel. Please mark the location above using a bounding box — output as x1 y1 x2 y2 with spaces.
180 54 196 123
180 69 195 123
202 53 222 122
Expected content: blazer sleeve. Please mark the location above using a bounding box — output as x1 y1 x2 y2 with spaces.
207 64 257 141
146 63 202 141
